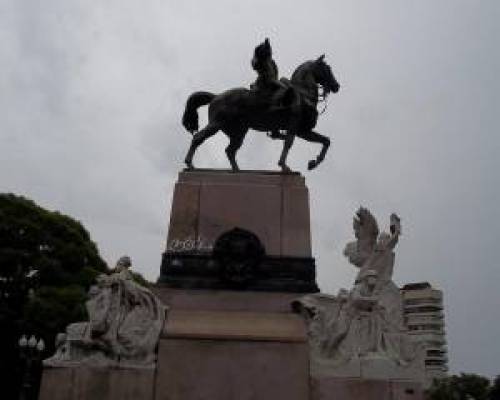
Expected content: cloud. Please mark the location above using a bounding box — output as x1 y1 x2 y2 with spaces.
1 0 499 377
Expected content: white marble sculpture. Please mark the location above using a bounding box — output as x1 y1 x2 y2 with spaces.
294 208 424 379
44 256 167 368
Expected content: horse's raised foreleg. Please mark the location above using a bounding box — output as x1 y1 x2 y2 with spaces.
297 130 331 170
184 123 220 169
278 132 295 173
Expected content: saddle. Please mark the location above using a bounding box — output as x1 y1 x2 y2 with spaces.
276 78 297 108
250 78 297 111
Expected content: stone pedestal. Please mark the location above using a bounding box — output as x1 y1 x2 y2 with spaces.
154 310 310 400
152 287 302 313
311 377 424 400
39 367 155 400
159 170 318 292
153 170 315 398
310 355 426 381
165 170 312 257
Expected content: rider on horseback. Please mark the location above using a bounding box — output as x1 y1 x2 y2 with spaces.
251 38 283 94
250 38 293 139
182 40 340 172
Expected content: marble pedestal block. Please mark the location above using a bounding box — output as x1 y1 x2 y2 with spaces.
152 287 303 313
38 367 155 400
310 355 426 381
311 377 424 400
165 170 311 257
154 309 310 400
159 170 318 292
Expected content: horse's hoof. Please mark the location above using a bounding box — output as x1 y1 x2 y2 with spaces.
308 160 317 170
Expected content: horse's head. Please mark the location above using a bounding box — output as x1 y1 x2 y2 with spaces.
312 55 340 94
254 38 272 60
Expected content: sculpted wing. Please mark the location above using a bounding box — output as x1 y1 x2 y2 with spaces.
354 207 379 256
354 207 379 242
343 207 379 267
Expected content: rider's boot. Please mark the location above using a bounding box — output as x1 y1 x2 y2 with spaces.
268 130 285 139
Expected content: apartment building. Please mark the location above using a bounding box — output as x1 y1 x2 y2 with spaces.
401 282 448 387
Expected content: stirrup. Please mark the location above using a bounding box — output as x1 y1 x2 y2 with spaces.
267 130 286 140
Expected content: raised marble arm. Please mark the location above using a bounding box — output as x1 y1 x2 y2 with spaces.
384 213 401 250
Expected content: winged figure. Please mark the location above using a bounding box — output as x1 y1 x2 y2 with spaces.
293 208 424 377
343 207 401 285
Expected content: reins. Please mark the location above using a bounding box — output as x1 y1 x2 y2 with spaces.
317 86 329 115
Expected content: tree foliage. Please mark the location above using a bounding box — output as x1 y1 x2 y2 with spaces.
428 373 495 400
0 193 108 399
490 376 500 400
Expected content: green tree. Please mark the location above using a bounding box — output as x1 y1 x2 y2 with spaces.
0 193 108 399
428 373 491 400
490 376 500 400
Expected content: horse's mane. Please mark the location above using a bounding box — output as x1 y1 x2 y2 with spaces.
290 60 316 84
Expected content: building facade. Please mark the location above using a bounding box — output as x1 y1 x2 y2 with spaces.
401 282 448 387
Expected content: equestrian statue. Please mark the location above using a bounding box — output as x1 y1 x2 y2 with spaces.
182 38 340 172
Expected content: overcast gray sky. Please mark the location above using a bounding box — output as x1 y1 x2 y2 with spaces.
1 0 499 377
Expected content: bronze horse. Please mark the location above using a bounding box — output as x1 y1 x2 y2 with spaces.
182 55 340 172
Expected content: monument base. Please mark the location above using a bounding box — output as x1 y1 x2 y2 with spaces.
38 367 155 400
39 288 311 400
311 377 424 400
311 355 426 381
154 309 309 400
160 170 318 292
152 287 304 313
39 287 426 400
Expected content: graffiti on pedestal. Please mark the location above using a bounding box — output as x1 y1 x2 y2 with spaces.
167 237 213 253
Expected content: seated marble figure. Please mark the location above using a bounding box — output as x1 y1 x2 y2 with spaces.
44 256 167 368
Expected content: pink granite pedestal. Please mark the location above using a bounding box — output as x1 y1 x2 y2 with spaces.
154 309 310 400
165 170 312 257
158 170 318 292
152 287 303 313
311 377 424 400
38 366 155 400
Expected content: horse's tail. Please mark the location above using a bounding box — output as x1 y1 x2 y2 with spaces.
182 91 216 134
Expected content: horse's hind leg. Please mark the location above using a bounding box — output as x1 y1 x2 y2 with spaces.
184 123 219 169
225 130 246 172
